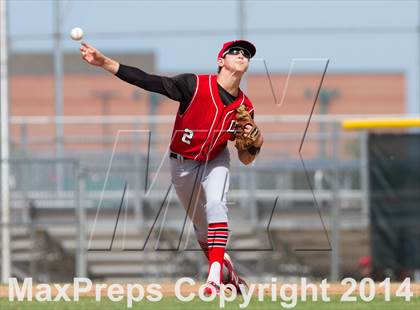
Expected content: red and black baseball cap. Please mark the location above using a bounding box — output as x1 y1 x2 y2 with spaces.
217 40 256 59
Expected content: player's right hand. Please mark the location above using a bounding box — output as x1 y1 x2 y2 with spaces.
80 41 106 67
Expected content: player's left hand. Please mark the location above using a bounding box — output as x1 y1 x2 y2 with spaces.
234 105 262 151
239 124 263 147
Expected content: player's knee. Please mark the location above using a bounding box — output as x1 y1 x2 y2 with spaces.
206 199 226 211
205 200 228 223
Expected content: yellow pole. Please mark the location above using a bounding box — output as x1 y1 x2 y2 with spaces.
342 118 420 130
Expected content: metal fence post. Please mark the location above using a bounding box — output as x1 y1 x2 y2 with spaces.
0 0 11 284
75 164 87 277
360 131 370 221
330 121 341 282
249 164 258 225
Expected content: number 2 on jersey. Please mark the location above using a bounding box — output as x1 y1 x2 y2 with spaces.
181 128 194 145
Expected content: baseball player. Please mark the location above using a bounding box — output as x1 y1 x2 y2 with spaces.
80 40 264 295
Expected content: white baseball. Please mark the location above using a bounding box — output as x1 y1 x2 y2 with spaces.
70 27 84 41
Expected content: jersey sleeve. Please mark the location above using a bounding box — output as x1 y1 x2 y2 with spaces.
115 64 196 104
161 73 197 111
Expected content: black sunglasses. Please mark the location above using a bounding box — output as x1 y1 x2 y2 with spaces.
222 47 251 59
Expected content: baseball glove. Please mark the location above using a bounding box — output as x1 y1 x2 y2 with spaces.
234 105 261 151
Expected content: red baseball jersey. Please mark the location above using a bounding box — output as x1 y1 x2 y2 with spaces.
170 74 254 161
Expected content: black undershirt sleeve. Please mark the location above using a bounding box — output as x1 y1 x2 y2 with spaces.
115 64 196 114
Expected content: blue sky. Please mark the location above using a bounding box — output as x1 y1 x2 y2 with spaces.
7 0 420 113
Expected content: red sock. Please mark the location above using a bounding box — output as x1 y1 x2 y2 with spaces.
207 222 228 284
